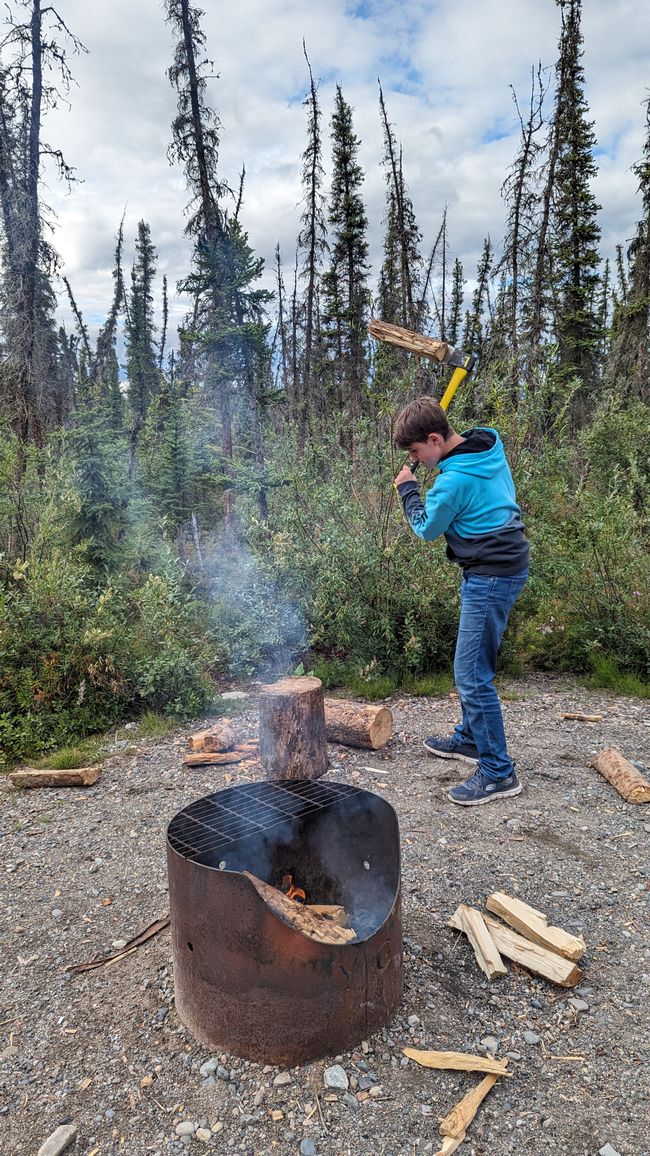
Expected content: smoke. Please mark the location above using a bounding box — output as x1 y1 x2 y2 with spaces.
205 532 308 680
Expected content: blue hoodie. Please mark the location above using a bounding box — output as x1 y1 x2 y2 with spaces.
396 428 529 576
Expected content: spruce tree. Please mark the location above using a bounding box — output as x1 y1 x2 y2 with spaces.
126 219 160 442
321 85 370 424
448 258 465 348
549 0 603 414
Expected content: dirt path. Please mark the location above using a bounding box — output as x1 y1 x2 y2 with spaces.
1 674 649 1156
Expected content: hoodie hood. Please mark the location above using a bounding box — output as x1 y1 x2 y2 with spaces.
439 428 505 480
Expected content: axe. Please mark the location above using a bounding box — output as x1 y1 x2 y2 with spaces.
368 320 477 473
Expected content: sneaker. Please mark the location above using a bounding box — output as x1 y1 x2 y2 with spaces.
423 735 479 765
447 767 522 807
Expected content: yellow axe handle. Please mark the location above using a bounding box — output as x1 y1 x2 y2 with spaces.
439 364 467 411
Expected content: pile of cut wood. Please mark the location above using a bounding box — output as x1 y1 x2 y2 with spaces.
448 891 586 987
243 870 356 945
183 720 259 767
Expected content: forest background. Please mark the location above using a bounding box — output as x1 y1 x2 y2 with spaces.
1 0 649 767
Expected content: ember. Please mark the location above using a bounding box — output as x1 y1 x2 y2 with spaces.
280 873 306 902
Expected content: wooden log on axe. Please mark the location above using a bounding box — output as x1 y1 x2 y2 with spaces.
368 319 476 433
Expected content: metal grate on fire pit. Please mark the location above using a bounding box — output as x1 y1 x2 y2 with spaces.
167 779 363 866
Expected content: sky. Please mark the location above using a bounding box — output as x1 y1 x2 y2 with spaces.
18 0 650 345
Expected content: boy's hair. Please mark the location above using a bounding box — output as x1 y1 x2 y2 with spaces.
394 396 452 449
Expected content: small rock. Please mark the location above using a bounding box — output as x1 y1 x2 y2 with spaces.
300 1141 318 1156
407 1015 420 1027
523 1031 541 1045
211 1122 224 1134
480 1036 499 1053
37 1125 78 1156
175 1121 196 1136
569 998 589 1012
253 1088 264 1107
599 1146 622 1156
199 1058 219 1077
273 1071 292 1087
195 1128 212 1143
341 1092 359 1110
324 1064 349 1091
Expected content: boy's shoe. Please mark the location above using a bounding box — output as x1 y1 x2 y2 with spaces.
447 768 522 807
423 735 479 765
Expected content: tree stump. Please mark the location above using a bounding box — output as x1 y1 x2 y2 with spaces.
259 676 328 780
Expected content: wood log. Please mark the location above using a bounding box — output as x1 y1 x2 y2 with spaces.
591 747 650 804
403 1048 509 1076
368 320 449 363
203 723 239 752
486 891 585 961
259 676 328 780
448 908 582 987
183 751 248 767
242 871 356 944
456 904 508 979
323 699 393 749
8 765 101 788
440 1073 499 1139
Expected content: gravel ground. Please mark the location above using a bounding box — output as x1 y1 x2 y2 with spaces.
1 673 649 1156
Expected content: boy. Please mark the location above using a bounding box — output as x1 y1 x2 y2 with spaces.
393 396 529 806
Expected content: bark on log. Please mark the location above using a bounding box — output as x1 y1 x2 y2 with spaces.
449 907 582 987
242 871 355 944
592 747 650 804
259 676 328 780
368 320 449 362
440 1072 499 1138
324 699 393 749
486 891 585 961
8 766 101 788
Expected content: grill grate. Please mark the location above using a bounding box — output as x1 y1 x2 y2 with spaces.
168 779 363 865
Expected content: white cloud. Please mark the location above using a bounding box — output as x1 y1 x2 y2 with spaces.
20 0 649 347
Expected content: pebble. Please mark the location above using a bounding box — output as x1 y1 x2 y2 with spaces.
195 1129 212 1143
569 998 589 1012
175 1122 196 1136
480 1036 499 1052
300 1141 318 1156
37 1125 78 1156
273 1071 292 1086
199 1058 219 1077
324 1064 349 1091
407 1015 420 1026
523 1031 541 1045
599 1146 622 1156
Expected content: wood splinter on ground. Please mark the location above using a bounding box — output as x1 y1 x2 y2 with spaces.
242 870 356 945
8 765 101 789
440 1072 500 1139
592 747 650 804
402 1048 510 1076
557 712 604 722
485 891 586 961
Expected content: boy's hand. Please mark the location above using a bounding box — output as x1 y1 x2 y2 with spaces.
394 465 416 487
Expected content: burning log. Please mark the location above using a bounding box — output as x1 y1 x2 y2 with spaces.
259 676 328 780
243 871 356 945
324 699 393 749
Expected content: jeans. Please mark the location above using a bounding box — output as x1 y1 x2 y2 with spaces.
452 571 528 780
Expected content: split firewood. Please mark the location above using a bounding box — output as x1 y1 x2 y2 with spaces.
434 1135 466 1156
8 765 101 789
306 904 347 926
440 1072 499 1139
259 676 328 780
592 747 650 804
323 699 393 750
403 1047 509 1076
485 892 585 961
449 908 582 987
183 751 248 767
243 871 356 945
455 904 508 979
368 320 450 362
188 720 238 751
557 712 603 722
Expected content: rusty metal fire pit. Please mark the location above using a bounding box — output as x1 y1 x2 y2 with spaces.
166 779 402 1064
